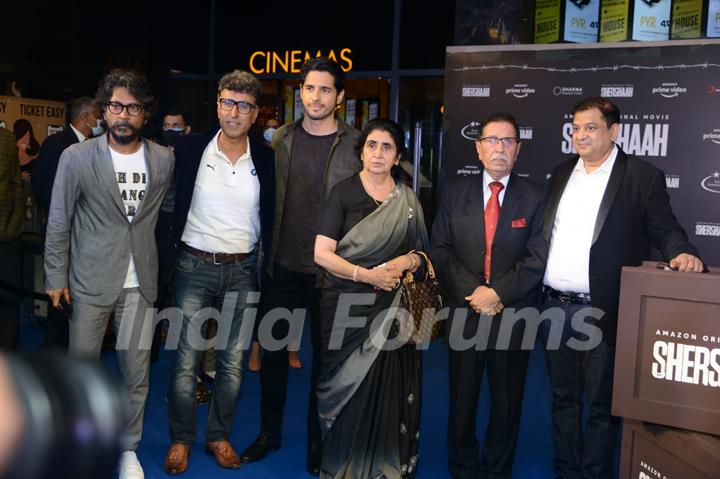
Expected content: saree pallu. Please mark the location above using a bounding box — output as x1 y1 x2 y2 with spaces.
317 184 428 479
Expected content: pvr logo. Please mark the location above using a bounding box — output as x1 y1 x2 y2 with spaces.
571 17 586 28
640 16 656 27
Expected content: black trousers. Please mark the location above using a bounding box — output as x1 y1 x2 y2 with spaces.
448 346 530 479
539 297 620 479
0 238 22 350
259 263 322 460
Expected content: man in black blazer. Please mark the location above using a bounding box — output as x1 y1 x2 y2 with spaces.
540 97 703 479
163 70 274 475
432 113 547 479
32 97 102 217
31 96 101 349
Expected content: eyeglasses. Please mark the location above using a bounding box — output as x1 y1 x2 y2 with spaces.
478 136 520 147
105 101 145 117
218 98 257 114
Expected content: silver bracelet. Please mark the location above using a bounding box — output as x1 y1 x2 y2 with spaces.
352 264 359 282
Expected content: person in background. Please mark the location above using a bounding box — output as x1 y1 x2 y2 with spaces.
248 116 302 372
161 107 192 149
0 126 24 350
32 96 103 350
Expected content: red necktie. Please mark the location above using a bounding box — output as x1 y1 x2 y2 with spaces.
484 181 504 283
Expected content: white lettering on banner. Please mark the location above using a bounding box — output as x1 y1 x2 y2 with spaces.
561 123 669 156
665 176 679 189
519 127 533 140
652 341 720 387
616 124 669 156
696 223 720 236
462 86 490 97
600 85 634 97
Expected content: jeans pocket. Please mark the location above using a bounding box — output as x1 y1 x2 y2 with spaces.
237 255 258 276
175 251 202 273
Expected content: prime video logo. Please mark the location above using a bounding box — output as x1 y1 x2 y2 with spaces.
651 82 688 98
506 84 536 98
702 129 720 144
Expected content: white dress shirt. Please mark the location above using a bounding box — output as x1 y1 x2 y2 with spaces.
181 131 260 254
69 124 87 143
543 146 618 293
482 170 510 208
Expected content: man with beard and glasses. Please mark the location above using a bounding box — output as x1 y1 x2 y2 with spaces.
44 68 174 479
240 57 360 477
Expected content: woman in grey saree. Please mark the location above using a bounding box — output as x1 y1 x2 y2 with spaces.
314 119 429 479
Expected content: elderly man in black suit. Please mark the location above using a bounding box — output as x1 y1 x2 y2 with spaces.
432 113 547 479
540 97 704 479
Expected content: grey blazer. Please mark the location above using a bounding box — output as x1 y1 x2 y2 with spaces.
44 134 174 306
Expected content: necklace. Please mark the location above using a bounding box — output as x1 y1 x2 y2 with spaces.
360 171 393 206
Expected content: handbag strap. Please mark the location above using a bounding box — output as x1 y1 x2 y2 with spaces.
408 250 436 281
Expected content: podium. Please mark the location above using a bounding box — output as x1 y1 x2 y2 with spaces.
612 262 720 478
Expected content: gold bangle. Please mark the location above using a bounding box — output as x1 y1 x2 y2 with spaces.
407 253 417 270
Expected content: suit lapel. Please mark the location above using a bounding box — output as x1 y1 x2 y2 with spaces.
467 177 487 248
132 139 156 222
95 134 128 220
543 160 576 241
591 149 626 245
495 174 519 241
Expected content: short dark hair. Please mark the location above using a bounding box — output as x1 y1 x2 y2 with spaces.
96 68 155 119
163 106 192 126
477 113 520 140
300 57 345 93
356 118 407 159
69 97 98 121
217 70 262 102
572 97 620 128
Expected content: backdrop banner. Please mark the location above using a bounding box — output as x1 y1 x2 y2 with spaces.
442 39 720 266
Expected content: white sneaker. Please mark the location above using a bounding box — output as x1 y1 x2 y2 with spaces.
118 451 144 479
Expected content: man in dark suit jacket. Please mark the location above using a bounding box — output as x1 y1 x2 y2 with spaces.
31 96 101 349
540 97 703 479
432 113 547 479
32 97 102 216
164 70 274 475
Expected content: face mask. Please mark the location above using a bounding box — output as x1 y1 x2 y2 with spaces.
263 127 276 143
91 118 104 137
162 128 184 147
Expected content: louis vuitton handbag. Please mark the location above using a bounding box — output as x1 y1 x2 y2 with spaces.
400 251 445 344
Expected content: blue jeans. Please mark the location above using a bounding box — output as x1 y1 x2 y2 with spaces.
168 249 258 444
538 297 620 479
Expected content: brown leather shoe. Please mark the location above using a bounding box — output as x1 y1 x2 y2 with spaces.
205 440 241 469
164 443 190 475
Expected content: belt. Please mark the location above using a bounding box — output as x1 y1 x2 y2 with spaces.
180 242 253 265
543 286 592 305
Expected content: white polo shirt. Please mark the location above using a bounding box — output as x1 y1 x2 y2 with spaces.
181 131 260 254
543 146 618 293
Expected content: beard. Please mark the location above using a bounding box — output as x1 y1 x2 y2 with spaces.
108 121 140 145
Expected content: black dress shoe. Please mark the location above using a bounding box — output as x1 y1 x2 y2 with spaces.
306 444 321 476
306 463 320 476
240 433 281 463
